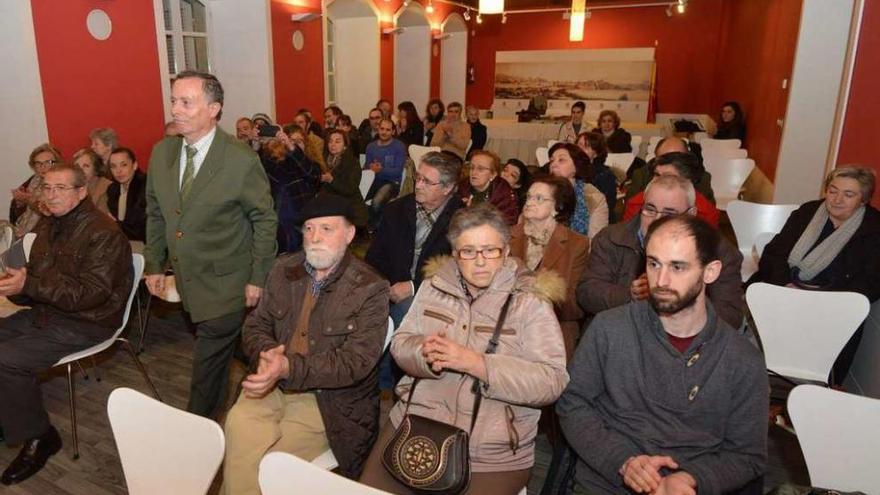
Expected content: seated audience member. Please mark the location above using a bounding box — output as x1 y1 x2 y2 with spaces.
262 126 320 253
359 204 569 495
251 113 273 129
559 214 767 495
223 194 390 494
107 147 147 243
501 158 532 210
293 111 328 172
297 108 325 138
72 148 112 213
626 137 715 203
376 99 394 120
510 174 589 358
364 118 407 225
624 151 721 227
578 175 744 329
321 129 369 227
558 101 586 143
459 149 519 225
548 142 609 238
714 100 746 142
323 105 342 131
423 98 445 145
357 107 383 155
396 101 424 148
430 101 471 160
592 110 632 153
89 127 118 168
336 114 361 155
749 166 880 383
235 117 261 151
466 105 487 151
366 151 464 324
10 143 62 237
575 132 619 223
0 163 132 485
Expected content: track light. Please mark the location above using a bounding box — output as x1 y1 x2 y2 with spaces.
463 9 471 20
426 0 434 14
501 12 507 23
676 0 686 14
476 13 482 23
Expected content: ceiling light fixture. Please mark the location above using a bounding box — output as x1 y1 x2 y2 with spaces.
426 0 435 13
476 13 483 23
479 0 504 15
569 0 585 41
676 0 686 14
463 8 471 20
501 12 507 23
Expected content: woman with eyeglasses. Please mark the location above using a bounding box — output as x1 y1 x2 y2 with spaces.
11 143 63 237
509 175 589 359
359 204 569 495
459 149 519 225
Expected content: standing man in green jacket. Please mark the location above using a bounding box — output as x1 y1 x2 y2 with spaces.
144 71 278 418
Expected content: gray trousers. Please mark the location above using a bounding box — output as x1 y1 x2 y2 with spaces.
186 309 245 418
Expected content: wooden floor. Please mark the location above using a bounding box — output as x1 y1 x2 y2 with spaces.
0 299 809 494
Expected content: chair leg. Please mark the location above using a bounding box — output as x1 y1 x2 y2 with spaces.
120 338 162 402
76 361 90 381
66 363 80 460
137 291 152 354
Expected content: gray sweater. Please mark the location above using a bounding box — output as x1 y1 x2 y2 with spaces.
557 300 768 495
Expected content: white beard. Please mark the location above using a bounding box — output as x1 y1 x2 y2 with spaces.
304 247 341 270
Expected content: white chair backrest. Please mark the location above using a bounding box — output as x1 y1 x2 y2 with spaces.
359 169 375 199
692 131 709 143
547 139 560 148
746 283 870 383
788 384 880 493
383 316 394 352
535 147 549 166
408 145 439 166
700 137 741 150
22 232 36 262
648 135 664 153
108 387 225 495
629 135 643 155
605 153 635 175
753 232 776 259
359 153 367 167
702 148 748 169
0 223 13 254
260 452 391 495
705 158 755 198
726 200 799 254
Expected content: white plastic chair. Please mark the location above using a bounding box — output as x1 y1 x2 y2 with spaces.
547 139 560 147
700 137 742 150
0 222 13 254
108 387 224 495
753 232 776 259
261 452 392 495
788 385 880 493
630 135 643 155
312 317 395 471
53 254 162 458
606 152 635 183
535 146 550 166
704 158 755 210
726 200 799 281
746 283 870 384
702 148 749 170
22 232 37 261
648 135 664 154
408 144 440 166
359 169 376 200
359 153 366 167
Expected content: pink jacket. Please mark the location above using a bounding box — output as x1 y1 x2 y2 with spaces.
389 256 569 472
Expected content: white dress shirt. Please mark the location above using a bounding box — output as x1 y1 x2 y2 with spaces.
179 126 218 187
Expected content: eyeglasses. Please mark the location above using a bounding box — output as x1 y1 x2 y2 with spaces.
641 205 691 218
471 166 494 174
33 159 57 167
40 184 80 194
455 247 504 260
414 173 442 187
525 194 552 204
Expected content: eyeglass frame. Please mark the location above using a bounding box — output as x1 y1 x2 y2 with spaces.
525 193 553 204
40 184 82 195
454 246 505 261
414 173 443 187
640 204 695 218
32 159 58 168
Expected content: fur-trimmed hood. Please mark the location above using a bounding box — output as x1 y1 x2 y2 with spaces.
422 254 566 304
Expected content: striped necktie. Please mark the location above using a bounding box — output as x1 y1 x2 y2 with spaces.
181 145 197 200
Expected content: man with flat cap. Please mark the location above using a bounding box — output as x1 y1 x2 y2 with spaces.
222 194 390 494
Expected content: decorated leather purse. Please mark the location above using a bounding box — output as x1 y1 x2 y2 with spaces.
381 295 513 495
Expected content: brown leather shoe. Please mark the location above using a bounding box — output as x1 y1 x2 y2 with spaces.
1 426 62 485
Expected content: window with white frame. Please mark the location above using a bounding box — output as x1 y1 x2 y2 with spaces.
325 17 336 105
162 0 210 78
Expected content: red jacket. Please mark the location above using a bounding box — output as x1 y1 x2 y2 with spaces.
623 190 720 228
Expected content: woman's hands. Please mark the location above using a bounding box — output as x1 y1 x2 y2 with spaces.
422 331 488 381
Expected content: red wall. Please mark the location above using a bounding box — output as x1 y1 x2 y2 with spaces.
271 0 326 124
839 0 880 206
712 0 802 181
30 0 165 169
465 0 726 114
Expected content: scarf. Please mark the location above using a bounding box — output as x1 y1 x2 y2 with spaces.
523 221 553 271
569 179 590 236
788 203 864 281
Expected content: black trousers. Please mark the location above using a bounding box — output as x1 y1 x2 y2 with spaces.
0 310 110 445
186 309 245 418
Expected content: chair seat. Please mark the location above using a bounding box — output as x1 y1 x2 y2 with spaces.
739 249 758 282
55 338 119 367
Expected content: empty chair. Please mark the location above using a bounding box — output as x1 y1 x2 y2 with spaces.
108 387 224 495
727 200 799 281
746 283 869 384
704 158 755 210
408 144 439 167
788 384 880 493
700 137 742 150
536 146 550 166
261 452 392 495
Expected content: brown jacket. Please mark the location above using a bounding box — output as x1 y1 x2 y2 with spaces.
390 256 569 472
509 222 590 358
241 251 390 478
430 119 471 160
11 198 133 333
576 216 745 329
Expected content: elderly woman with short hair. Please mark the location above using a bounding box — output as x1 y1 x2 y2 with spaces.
592 109 632 153
459 149 520 225
360 203 569 495
89 127 118 167
10 143 63 237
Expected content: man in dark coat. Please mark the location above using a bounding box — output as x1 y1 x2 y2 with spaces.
223 194 389 493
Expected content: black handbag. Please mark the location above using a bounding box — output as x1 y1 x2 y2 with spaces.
382 295 513 495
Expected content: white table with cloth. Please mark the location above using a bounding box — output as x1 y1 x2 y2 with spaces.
484 118 665 165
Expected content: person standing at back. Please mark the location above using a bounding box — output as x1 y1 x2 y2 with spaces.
144 70 278 418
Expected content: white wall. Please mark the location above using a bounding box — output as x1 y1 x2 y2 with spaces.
440 31 467 106
394 26 431 113
774 0 855 204
0 2 49 216
208 0 274 132
334 17 380 123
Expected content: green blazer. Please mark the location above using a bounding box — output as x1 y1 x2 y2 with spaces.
144 127 278 322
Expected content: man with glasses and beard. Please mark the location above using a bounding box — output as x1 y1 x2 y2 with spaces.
558 214 768 495
222 194 389 495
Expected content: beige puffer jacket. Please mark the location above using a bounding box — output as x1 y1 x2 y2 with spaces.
389 256 569 473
